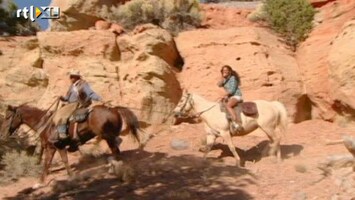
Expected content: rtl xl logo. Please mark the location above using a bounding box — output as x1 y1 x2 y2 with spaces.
16 6 60 22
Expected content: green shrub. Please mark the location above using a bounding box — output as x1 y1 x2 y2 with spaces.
263 0 315 49
0 0 40 35
0 151 41 184
100 0 202 34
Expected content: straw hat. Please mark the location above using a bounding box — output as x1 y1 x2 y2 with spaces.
68 69 81 77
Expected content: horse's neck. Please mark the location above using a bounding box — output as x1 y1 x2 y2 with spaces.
21 107 47 131
192 94 217 113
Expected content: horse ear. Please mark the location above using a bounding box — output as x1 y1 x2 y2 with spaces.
7 105 16 111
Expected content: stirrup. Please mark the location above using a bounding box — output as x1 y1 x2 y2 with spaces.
58 132 68 139
57 124 68 139
231 122 243 132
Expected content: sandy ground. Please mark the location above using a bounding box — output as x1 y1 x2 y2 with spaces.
0 119 354 200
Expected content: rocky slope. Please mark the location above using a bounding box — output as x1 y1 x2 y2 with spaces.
296 0 355 123
175 27 307 122
0 25 182 126
0 0 354 128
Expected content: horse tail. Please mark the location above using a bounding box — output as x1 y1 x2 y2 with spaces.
115 106 140 144
273 101 288 137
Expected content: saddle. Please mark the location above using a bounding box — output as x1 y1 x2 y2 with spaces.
240 102 258 116
70 107 91 123
221 101 258 120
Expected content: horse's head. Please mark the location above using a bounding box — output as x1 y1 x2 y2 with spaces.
173 90 194 118
0 105 23 139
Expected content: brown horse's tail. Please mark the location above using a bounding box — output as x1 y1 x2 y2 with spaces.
115 106 140 144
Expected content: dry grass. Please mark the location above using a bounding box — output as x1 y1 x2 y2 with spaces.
0 150 41 185
108 159 136 183
100 0 202 34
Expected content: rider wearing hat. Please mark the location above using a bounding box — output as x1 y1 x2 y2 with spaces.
52 70 101 140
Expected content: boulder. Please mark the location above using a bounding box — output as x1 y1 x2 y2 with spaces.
49 0 127 31
110 23 125 35
117 25 182 68
95 20 112 30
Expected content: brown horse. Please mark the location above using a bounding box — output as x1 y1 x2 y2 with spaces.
0 104 144 186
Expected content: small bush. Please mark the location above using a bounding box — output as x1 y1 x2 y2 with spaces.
100 0 202 34
0 151 41 184
262 0 315 49
247 3 267 22
0 0 40 36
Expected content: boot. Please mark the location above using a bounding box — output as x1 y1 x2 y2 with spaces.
57 124 68 139
72 122 79 141
227 107 243 133
231 121 244 133
67 141 79 152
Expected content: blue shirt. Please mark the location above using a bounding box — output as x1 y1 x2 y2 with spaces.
218 75 242 97
63 80 101 103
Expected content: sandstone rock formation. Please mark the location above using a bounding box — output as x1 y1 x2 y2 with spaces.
296 0 355 122
328 20 355 119
95 20 112 30
1 0 354 130
309 0 336 8
201 4 256 29
49 0 127 31
0 27 181 126
0 37 48 106
175 27 308 122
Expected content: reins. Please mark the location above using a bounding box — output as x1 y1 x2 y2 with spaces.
191 104 217 118
13 97 61 140
176 94 218 119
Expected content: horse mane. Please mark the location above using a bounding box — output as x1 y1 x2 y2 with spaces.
17 103 47 116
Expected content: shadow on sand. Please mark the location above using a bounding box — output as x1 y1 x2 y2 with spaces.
6 149 257 200
213 140 304 165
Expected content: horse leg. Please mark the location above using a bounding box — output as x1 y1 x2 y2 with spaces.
40 146 56 184
37 145 44 165
58 149 73 177
260 126 281 162
105 136 121 159
200 134 216 159
221 131 241 167
36 140 45 165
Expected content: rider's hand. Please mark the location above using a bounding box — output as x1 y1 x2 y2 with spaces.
59 96 66 101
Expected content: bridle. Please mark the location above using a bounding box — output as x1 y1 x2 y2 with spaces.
176 93 216 118
5 98 60 138
7 108 22 135
179 93 194 113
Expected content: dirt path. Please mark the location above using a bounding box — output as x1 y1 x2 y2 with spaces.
0 119 354 199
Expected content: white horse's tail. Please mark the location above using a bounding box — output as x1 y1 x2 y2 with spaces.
272 101 288 136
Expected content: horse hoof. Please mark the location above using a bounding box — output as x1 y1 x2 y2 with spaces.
235 160 244 168
32 183 45 189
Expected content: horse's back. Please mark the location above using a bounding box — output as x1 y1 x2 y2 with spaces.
249 100 285 111
249 99 288 130
88 105 122 134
